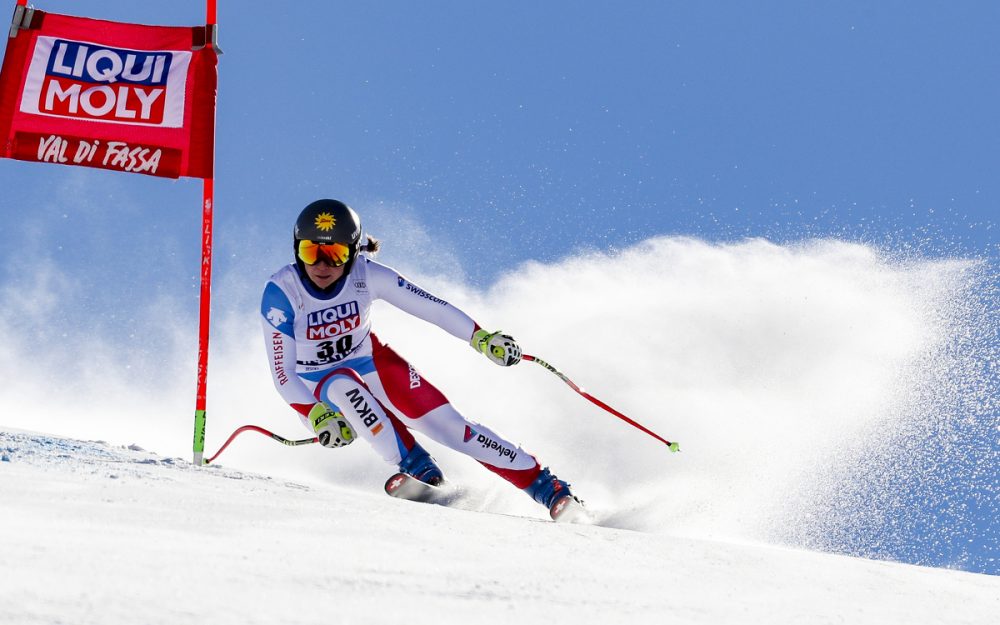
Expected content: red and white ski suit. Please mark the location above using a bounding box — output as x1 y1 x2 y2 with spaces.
260 257 542 488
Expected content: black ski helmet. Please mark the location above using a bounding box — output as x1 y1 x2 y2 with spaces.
293 199 363 273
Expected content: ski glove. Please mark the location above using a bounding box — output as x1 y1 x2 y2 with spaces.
308 402 356 448
470 329 522 367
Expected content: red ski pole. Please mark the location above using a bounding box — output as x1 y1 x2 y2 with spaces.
522 354 680 453
203 425 318 465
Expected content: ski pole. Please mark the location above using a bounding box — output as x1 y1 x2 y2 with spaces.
521 354 680 453
203 425 318 465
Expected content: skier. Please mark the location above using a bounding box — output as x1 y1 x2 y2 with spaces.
261 199 581 520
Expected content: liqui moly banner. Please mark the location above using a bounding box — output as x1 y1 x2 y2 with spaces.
0 9 217 178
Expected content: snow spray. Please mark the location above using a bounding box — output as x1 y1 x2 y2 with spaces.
1 235 995 571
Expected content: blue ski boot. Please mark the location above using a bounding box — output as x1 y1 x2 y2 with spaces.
398 443 444 486
525 467 584 521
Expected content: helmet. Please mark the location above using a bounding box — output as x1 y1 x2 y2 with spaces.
293 199 363 272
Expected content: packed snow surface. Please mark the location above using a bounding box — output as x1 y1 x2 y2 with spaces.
1 429 996 625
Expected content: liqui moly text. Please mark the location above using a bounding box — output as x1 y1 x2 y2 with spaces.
306 302 361 340
20 37 191 127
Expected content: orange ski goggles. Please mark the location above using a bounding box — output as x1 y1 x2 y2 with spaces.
297 240 351 267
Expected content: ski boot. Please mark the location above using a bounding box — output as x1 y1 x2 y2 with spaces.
526 467 586 522
397 442 444 486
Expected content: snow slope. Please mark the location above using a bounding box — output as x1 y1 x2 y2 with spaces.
1 429 996 625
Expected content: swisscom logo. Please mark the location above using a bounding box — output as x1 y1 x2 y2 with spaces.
20 37 191 127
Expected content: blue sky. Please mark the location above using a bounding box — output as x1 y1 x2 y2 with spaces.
1 1 997 573
4 1 997 282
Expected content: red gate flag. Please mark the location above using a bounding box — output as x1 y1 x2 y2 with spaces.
0 8 217 179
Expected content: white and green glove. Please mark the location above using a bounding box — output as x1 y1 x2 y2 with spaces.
308 402 356 448
471 329 522 367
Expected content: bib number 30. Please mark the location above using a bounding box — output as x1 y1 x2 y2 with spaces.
316 335 354 363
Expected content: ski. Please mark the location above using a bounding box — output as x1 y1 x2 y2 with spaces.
385 472 592 523
550 495 590 524
383 472 452 505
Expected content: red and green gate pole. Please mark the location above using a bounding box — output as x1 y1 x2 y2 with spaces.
192 0 218 465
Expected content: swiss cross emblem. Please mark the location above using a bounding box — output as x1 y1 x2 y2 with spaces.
387 475 406 492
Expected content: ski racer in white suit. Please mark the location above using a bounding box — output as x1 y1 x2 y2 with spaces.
261 199 578 518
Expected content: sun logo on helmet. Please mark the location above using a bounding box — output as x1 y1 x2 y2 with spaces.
314 212 336 231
